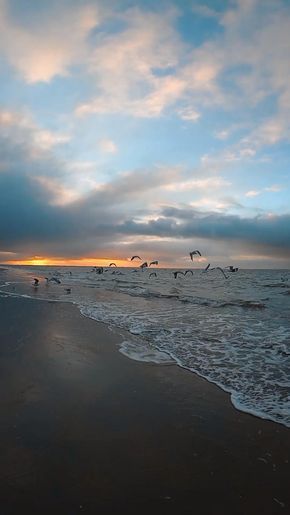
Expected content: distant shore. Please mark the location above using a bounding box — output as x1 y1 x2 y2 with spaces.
0 294 289 514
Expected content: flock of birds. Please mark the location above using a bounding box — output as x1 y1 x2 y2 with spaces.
31 250 238 290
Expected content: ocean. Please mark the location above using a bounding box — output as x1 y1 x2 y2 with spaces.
1 265 289 428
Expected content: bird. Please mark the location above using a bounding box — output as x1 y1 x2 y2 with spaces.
48 277 61 284
95 267 103 274
225 266 238 272
173 271 185 279
131 255 141 261
202 263 211 273
184 270 193 276
109 263 117 267
211 267 228 279
189 250 201 260
149 260 158 266
140 262 148 269
33 278 39 286
149 272 157 278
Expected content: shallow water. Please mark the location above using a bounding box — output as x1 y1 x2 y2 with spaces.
1 265 290 428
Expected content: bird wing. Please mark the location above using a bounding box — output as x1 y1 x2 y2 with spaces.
215 267 228 279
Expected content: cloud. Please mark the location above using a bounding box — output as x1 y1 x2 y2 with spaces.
0 0 99 82
98 138 118 154
265 185 282 192
245 190 260 197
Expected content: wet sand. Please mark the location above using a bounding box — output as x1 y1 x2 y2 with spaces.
0 294 289 514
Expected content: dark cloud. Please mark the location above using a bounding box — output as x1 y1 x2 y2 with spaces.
119 208 290 254
0 121 289 264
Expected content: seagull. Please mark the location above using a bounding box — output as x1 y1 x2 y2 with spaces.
33 278 39 286
173 271 185 279
211 267 228 279
149 260 158 266
149 272 157 278
140 262 148 269
189 250 201 260
131 255 141 261
48 277 61 284
225 265 238 272
184 270 193 276
109 263 117 267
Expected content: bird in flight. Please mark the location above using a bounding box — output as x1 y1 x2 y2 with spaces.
173 271 185 279
202 263 211 273
149 272 157 278
109 263 117 267
225 265 239 272
189 250 201 260
211 267 228 279
140 262 148 269
184 270 193 276
131 255 141 261
47 277 61 284
149 260 158 266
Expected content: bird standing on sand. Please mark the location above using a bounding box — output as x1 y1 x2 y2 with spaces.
189 250 201 261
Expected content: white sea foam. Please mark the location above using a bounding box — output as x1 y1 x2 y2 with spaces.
119 340 174 364
1 265 290 428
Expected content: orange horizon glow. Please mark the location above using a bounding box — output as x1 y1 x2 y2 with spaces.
5 256 135 267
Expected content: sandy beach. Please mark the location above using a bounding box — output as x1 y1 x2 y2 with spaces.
0 294 289 514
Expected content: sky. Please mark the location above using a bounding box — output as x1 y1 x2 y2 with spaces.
0 0 289 268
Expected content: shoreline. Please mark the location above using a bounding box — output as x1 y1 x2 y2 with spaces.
0 294 289 513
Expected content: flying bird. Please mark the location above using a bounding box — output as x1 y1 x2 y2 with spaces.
149 272 157 278
109 263 117 267
184 270 193 276
211 267 228 279
48 277 61 284
225 265 239 272
149 261 158 266
131 255 141 261
202 263 211 273
189 250 201 260
140 262 148 269
173 271 185 279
